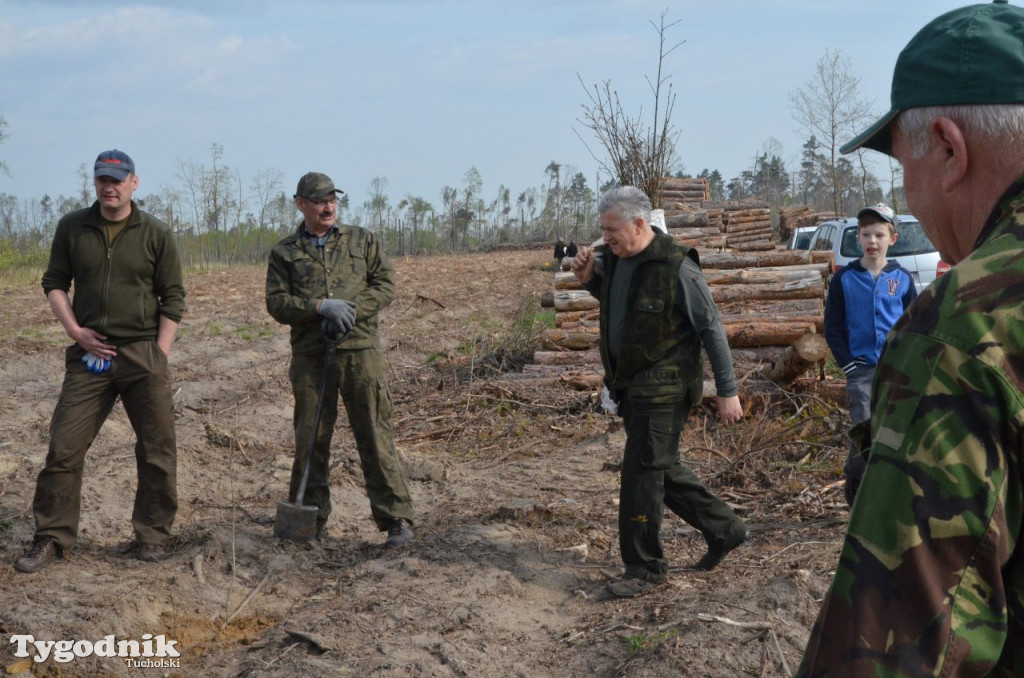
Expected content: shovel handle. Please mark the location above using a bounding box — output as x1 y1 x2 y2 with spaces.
293 325 346 503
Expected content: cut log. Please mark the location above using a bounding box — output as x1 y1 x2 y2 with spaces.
553 290 599 312
711 278 823 304
721 313 824 333
554 309 600 326
554 271 583 290
725 322 817 348
542 328 600 350
717 298 823 316
726 230 774 245
702 200 770 210
700 251 818 268
533 349 601 365
666 226 720 239
725 219 773 234
731 241 778 252
703 264 829 285
763 332 829 384
664 212 710 229
559 371 605 391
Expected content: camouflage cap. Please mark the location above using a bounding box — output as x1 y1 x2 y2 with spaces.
842 0 1024 155
294 172 344 200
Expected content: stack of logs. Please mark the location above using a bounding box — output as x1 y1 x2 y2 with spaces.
658 176 775 251
533 248 835 390
778 205 839 243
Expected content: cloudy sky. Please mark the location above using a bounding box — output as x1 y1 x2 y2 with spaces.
0 0 971 211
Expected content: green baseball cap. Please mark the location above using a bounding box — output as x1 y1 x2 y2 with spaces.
842 0 1024 155
294 172 344 200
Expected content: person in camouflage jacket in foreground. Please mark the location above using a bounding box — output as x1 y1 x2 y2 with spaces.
797 2 1024 676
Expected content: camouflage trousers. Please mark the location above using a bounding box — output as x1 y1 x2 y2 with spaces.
33 340 178 550
288 346 413 531
617 396 746 582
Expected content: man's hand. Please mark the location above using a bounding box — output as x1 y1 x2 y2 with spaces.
570 245 595 283
74 327 116 359
716 395 743 426
319 299 356 333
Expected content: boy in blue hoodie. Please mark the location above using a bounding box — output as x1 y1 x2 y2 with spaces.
824 203 917 505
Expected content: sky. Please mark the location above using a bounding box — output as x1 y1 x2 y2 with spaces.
0 0 977 214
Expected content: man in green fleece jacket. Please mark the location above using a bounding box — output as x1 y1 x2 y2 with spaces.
15 150 186 573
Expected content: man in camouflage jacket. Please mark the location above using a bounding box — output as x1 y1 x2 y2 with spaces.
797 2 1024 675
266 172 414 546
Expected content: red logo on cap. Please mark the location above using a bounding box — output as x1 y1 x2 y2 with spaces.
101 159 123 164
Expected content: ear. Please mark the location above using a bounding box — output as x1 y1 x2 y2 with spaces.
931 116 968 192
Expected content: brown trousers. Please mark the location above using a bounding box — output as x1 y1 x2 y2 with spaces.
32 340 178 549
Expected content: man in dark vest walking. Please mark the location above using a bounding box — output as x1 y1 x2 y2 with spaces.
571 186 750 598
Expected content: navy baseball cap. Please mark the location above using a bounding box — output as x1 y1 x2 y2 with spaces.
94 150 135 180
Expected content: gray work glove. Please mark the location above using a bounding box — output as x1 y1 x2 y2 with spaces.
319 299 356 334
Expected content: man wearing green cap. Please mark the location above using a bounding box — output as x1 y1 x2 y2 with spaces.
798 2 1024 675
266 172 415 547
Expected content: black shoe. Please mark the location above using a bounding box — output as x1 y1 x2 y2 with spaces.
136 543 167 563
695 529 751 571
315 517 327 541
15 537 63 573
384 518 413 547
606 576 658 598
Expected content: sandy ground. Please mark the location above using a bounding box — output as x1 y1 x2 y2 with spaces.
0 248 851 677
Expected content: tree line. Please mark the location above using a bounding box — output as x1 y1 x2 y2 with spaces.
0 41 903 270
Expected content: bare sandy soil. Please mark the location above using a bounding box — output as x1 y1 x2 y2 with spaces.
0 248 851 677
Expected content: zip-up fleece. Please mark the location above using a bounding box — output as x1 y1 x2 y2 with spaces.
265 222 395 356
593 233 704 405
40 201 186 344
824 259 917 372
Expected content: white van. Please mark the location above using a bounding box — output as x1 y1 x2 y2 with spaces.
807 215 949 294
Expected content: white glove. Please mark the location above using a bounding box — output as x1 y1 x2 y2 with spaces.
601 387 618 415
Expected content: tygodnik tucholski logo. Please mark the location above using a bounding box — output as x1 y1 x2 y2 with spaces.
10 633 180 667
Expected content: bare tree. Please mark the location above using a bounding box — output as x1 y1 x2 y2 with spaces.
0 115 9 177
789 49 874 216
576 10 683 205
250 167 283 255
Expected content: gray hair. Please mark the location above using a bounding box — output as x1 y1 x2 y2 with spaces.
897 104 1024 162
597 186 652 226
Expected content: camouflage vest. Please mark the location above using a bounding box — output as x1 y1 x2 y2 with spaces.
599 233 704 405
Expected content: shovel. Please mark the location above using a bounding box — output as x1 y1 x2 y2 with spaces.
274 322 344 542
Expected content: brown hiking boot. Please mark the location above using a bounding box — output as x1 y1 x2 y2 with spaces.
136 543 167 563
15 537 63 573
384 518 413 547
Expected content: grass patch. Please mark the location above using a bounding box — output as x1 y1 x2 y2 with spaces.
626 628 679 654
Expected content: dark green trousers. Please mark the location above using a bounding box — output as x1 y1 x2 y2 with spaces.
618 396 745 582
33 341 178 550
289 346 413 531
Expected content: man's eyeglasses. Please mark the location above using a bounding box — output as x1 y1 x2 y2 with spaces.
307 196 338 207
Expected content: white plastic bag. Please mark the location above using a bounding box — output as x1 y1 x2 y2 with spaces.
601 387 619 415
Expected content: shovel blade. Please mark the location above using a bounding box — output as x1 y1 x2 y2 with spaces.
273 500 319 543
